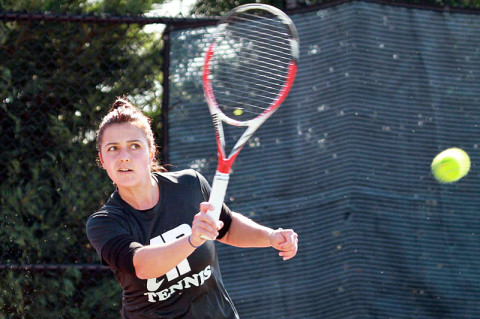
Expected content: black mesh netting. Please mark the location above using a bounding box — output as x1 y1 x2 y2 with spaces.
167 2 480 318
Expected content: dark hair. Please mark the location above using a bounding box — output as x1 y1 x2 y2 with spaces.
96 97 166 172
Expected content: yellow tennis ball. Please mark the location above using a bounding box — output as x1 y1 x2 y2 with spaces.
233 108 243 116
431 148 470 183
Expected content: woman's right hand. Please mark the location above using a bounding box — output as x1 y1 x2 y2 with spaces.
190 202 224 247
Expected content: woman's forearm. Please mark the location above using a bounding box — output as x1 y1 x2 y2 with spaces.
219 212 272 247
133 236 196 279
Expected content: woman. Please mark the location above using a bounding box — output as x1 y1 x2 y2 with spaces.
86 98 298 318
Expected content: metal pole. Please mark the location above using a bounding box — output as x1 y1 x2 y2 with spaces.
161 24 171 168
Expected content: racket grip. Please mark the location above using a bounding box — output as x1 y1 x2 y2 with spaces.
207 171 230 221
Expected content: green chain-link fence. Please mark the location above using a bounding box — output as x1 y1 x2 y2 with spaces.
0 12 215 318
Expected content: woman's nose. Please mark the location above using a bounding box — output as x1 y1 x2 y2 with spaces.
118 148 130 161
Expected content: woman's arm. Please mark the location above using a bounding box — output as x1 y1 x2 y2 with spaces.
217 210 299 261
132 237 195 279
133 208 223 279
218 212 271 247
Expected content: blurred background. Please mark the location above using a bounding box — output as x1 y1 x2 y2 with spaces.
1 0 479 318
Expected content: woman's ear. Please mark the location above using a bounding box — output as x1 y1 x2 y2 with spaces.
149 147 155 163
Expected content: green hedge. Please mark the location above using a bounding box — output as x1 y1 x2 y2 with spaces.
0 2 163 316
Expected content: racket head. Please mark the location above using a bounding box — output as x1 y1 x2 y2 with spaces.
203 4 299 127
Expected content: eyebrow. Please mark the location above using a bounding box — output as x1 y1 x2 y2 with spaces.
104 139 144 147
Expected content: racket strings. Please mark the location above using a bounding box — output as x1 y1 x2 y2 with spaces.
214 62 289 92
210 67 290 117
211 87 277 114
216 44 291 78
212 68 287 113
226 19 292 65
231 12 290 39
226 27 291 55
209 12 294 120
214 72 287 105
216 32 291 76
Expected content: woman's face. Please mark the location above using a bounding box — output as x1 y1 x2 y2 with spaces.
99 122 153 189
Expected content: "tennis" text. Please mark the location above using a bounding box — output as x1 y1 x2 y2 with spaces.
144 265 212 302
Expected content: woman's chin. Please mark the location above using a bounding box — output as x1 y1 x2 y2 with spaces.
112 173 138 188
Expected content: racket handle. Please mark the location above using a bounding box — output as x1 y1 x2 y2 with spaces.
207 171 230 221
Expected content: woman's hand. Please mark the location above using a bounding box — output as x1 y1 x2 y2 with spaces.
269 228 299 261
189 202 224 247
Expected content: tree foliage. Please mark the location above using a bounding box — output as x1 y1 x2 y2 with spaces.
190 0 480 15
0 0 164 317
191 0 286 15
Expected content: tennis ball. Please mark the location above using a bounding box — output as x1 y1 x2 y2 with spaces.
233 108 243 116
431 148 470 183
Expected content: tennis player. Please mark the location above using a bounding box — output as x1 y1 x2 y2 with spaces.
86 98 298 318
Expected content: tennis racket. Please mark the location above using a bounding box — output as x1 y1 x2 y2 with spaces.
202 3 299 223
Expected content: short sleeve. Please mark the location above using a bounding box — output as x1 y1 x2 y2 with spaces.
86 211 142 276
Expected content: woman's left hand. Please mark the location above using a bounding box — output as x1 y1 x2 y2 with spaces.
269 229 299 261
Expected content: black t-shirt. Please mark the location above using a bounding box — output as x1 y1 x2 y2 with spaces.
86 169 239 318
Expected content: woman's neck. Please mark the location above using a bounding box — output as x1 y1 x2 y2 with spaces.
117 175 159 210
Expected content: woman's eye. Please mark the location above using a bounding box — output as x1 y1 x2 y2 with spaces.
131 144 140 150
107 146 117 151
